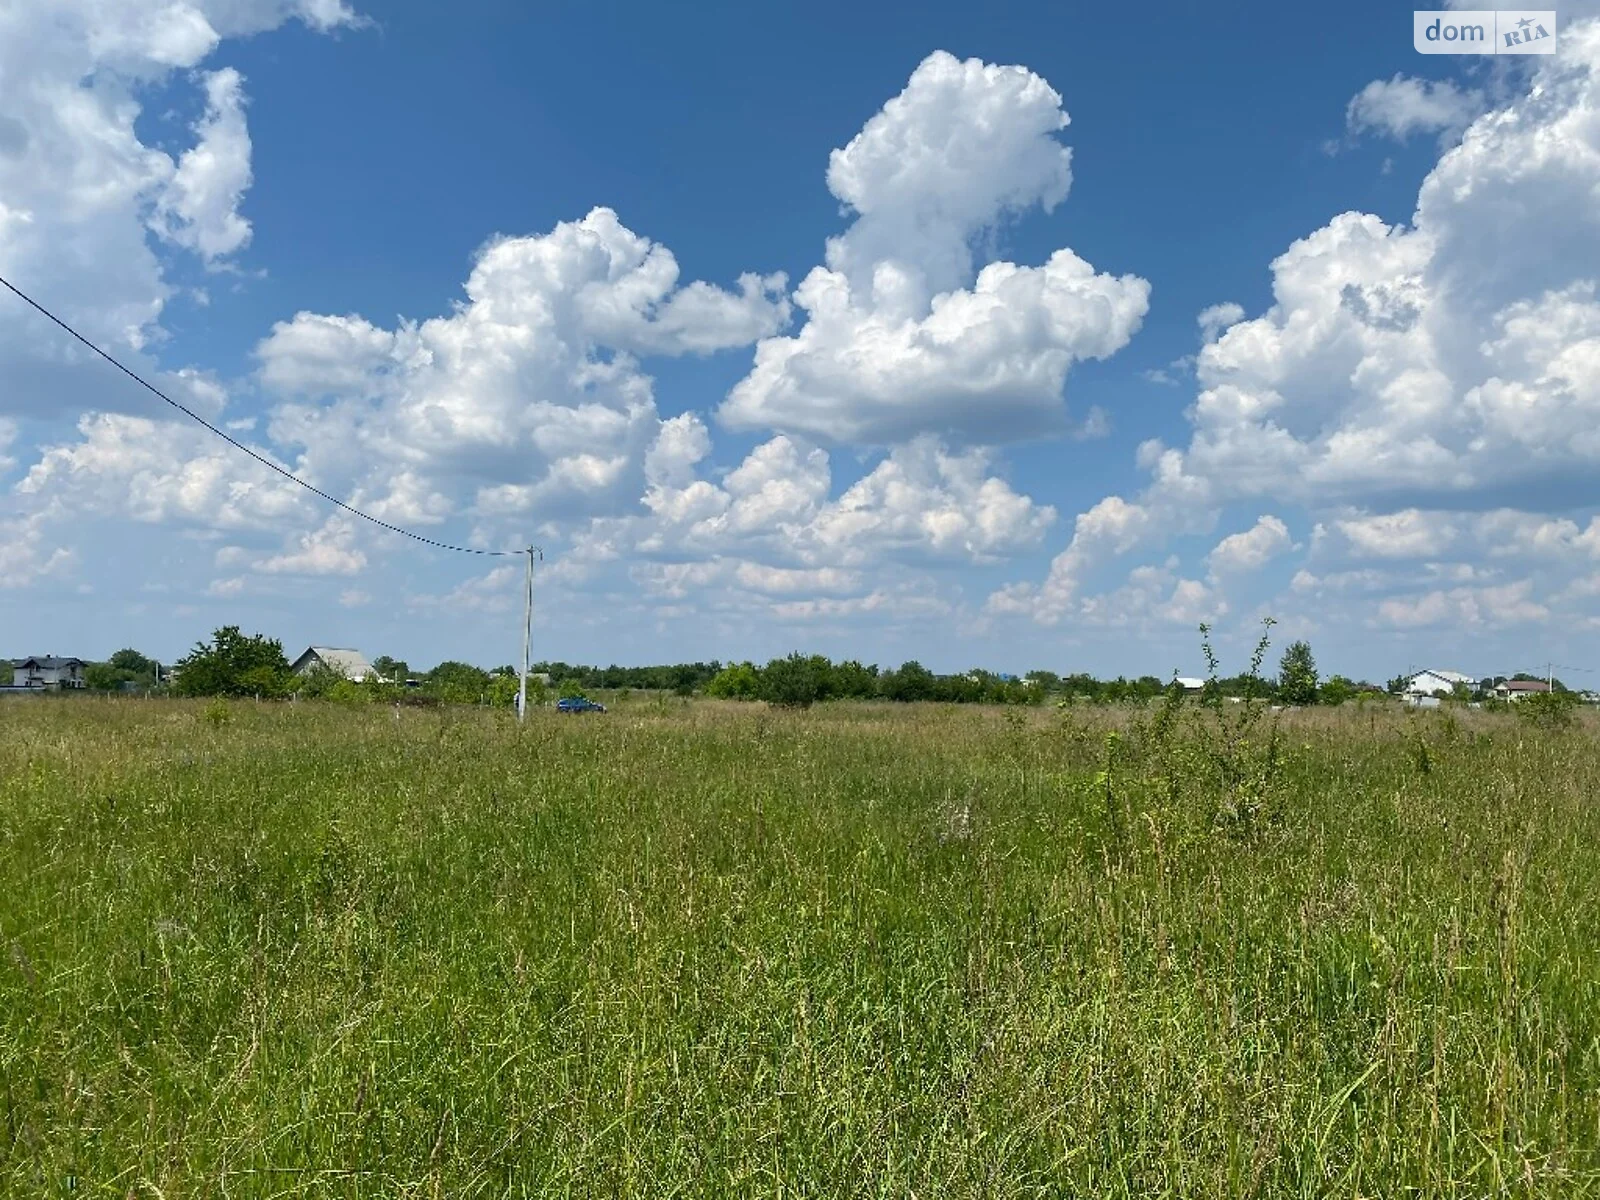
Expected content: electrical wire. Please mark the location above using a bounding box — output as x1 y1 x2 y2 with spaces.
0 272 519 557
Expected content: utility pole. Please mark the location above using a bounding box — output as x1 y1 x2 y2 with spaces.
517 546 542 723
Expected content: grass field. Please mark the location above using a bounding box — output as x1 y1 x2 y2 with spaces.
2 694 1598 1197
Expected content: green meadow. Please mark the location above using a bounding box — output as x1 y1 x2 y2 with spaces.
2 695 1597 1197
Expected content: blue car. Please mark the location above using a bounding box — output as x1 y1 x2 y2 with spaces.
556 696 607 713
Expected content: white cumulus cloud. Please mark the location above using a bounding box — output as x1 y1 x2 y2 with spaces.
1345 74 1485 143
718 50 1149 445
992 21 1600 630
1207 515 1292 574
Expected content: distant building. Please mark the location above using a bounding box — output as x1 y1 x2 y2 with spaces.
1404 669 1476 699
1174 677 1206 693
10 656 86 689
290 647 378 682
1495 679 1552 701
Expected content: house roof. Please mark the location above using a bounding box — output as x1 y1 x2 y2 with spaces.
1412 668 1476 685
13 656 85 669
1499 679 1551 692
293 647 376 678
1174 677 1206 689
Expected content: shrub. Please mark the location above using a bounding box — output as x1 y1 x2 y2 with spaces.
707 662 761 699
327 679 371 706
173 627 293 698
1517 689 1580 731
760 653 822 709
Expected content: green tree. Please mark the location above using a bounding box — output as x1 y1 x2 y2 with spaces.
832 660 878 699
1025 670 1061 694
425 661 491 704
1277 640 1319 706
172 627 292 698
84 663 123 691
1319 675 1355 706
294 662 347 700
880 661 936 703
108 648 156 678
706 662 762 699
759 652 823 709
84 648 161 692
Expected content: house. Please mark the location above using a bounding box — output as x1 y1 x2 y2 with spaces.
10 656 87 689
1174 677 1206 693
1495 679 1551 701
290 646 378 682
1404 668 1477 699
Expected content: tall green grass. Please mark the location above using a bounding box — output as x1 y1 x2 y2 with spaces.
1 696 1597 1196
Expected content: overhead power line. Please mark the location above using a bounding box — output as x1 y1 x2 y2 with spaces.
0 272 516 557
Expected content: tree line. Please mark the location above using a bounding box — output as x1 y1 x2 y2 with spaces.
70 626 1425 711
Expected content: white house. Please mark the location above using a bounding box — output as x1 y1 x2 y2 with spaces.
1404 668 1477 699
1174 677 1206 693
1494 679 1551 701
11 656 86 689
290 646 378 682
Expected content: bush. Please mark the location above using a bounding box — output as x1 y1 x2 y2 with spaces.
707 662 761 699
172 627 293 698
485 674 547 709
294 663 346 700
1318 676 1355 707
326 679 371 706
880 661 936 703
424 662 491 704
1517 690 1580 731
760 653 822 709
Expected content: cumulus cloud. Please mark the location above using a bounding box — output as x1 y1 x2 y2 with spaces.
0 0 356 416
632 421 1055 569
1207 515 1291 574
0 512 73 585
254 207 789 528
1172 25 1600 505
718 50 1149 445
1376 580 1548 628
1190 304 1237 347
1345 74 1485 144
17 413 312 531
1144 302 1245 386
1322 507 1600 562
152 67 254 262
986 445 1212 624
1334 510 1457 559
408 563 521 614
1066 562 1226 629
993 21 1600 629
252 517 367 576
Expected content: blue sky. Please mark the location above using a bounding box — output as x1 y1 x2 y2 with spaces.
3 0 1599 683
